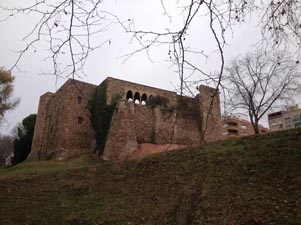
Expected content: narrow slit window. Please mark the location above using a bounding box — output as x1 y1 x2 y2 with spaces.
77 96 82 104
77 116 83 124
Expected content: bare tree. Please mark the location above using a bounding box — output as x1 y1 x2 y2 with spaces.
0 0 115 78
261 0 301 51
1 1 300 86
224 50 301 134
1 1 301 140
117 0 301 97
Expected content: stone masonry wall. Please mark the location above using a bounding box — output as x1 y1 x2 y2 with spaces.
197 85 222 143
29 92 54 159
30 79 96 159
56 80 96 159
105 77 178 106
103 100 202 162
173 110 201 144
103 101 137 162
31 77 222 162
153 107 177 144
134 105 154 143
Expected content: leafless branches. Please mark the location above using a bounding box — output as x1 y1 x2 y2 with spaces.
118 0 230 97
0 0 114 78
261 0 301 52
224 49 301 133
114 0 301 98
1 0 300 105
1 1 300 86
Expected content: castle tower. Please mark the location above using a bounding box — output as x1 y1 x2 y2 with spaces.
29 80 97 160
28 92 54 159
197 85 222 143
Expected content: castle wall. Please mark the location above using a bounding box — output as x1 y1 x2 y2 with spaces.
135 105 201 145
29 92 54 159
103 101 202 162
153 107 177 144
134 105 154 143
102 101 138 162
31 77 222 162
173 111 202 144
105 77 178 106
29 79 97 159
55 80 97 159
197 85 222 142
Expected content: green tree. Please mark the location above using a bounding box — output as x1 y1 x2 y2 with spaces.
88 83 120 155
0 68 19 124
12 114 37 165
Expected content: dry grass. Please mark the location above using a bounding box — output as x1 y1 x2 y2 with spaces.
0 129 301 225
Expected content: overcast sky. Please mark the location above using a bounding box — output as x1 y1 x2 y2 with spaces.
0 0 288 134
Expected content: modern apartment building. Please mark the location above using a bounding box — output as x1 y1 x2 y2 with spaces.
222 113 268 139
268 105 301 132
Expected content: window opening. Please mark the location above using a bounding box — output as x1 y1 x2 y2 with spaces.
77 96 82 104
77 116 83 124
285 117 291 125
141 93 147 105
126 90 133 102
134 92 141 104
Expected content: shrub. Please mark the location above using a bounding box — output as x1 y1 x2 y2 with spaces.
88 82 120 155
147 95 169 108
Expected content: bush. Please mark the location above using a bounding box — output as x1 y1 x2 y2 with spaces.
88 82 120 155
147 96 169 108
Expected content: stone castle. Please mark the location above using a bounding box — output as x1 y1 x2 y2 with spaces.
29 77 222 162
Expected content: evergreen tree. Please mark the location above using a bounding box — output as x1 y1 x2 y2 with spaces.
12 114 36 165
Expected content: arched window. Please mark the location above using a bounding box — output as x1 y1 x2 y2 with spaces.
126 90 133 102
141 93 147 105
134 92 141 104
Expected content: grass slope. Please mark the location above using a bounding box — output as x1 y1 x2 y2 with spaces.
0 128 300 225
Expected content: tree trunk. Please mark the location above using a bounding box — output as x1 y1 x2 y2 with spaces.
253 120 260 134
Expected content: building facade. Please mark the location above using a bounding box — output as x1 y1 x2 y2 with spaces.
268 105 301 132
29 77 222 162
222 114 268 139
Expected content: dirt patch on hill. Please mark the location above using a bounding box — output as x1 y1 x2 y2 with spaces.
131 143 188 160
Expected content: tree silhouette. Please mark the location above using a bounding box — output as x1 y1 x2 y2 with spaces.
12 114 37 165
224 50 301 133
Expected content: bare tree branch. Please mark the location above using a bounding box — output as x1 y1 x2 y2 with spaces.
224 49 301 133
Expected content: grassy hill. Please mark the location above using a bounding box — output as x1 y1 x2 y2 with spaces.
0 128 300 225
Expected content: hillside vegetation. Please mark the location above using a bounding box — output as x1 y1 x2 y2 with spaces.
0 128 300 225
